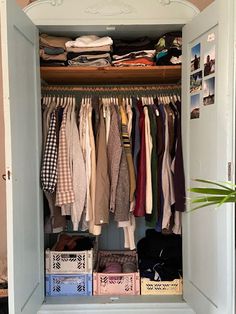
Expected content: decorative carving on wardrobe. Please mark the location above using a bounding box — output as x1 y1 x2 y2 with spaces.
24 0 200 24
50 0 63 6
159 0 199 13
85 0 134 16
159 0 171 5
29 0 64 7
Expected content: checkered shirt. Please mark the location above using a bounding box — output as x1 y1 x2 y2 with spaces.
55 109 75 206
41 110 58 193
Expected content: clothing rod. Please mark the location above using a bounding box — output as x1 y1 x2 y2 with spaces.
42 84 180 91
41 84 181 96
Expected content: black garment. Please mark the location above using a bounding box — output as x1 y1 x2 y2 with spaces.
155 103 165 231
137 229 182 281
0 297 8 314
156 48 182 65
169 102 179 161
139 259 180 281
70 237 94 251
113 37 154 55
155 31 182 52
55 235 94 252
91 96 100 139
173 101 186 212
138 229 182 263
40 59 67 66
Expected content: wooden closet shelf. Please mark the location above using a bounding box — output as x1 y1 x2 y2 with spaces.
40 65 181 85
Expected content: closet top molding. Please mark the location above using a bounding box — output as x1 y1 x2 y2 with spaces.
24 0 199 37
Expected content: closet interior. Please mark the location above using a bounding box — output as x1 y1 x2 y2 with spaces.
1 0 235 312
41 29 184 300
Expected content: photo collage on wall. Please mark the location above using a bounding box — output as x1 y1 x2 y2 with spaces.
190 31 216 120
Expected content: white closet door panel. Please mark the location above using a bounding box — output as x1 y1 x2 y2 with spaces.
182 1 235 314
0 1 43 313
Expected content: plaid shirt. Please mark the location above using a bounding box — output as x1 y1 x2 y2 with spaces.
41 110 58 193
55 108 75 206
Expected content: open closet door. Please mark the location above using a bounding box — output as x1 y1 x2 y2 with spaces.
0 1 43 313
182 1 235 314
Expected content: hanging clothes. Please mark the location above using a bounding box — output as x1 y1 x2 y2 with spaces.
119 101 136 205
88 101 101 236
41 85 185 241
161 104 175 231
131 98 140 177
107 104 122 213
112 101 131 223
55 104 75 206
41 109 58 193
145 105 158 227
143 104 153 215
94 101 110 225
69 99 87 231
172 100 186 212
134 100 146 217
41 99 67 233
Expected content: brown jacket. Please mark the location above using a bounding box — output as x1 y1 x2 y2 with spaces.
94 103 110 225
107 104 122 213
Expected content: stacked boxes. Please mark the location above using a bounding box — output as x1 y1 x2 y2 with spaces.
45 247 93 296
45 245 182 296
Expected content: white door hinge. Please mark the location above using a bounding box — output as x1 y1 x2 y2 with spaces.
228 162 232 181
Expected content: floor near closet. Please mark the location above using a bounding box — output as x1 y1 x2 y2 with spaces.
39 296 195 314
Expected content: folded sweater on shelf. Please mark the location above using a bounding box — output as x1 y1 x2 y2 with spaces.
66 35 113 48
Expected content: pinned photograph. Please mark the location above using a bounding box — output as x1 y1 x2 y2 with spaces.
204 45 215 76
190 70 202 93
203 77 215 106
191 43 201 72
190 94 200 119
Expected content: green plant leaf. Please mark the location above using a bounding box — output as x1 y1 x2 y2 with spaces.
191 196 236 204
188 198 236 211
193 179 233 191
189 188 233 195
188 201 220 212
216 190 236 207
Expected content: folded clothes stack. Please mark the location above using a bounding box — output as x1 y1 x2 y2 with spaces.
99 254 137 274
155 31 182 65
40 34 72 66
54 233 94 251
112 37 155 67
39 33 182 68
65 35 113 67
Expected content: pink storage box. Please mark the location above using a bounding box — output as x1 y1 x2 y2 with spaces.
93 250 140 296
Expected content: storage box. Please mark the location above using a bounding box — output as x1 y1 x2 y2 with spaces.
46 273 92 296
141 278 183 295
45 248 93 274
93 251 140 296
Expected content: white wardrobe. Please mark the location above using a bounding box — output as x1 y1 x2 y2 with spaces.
0 0 235 313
